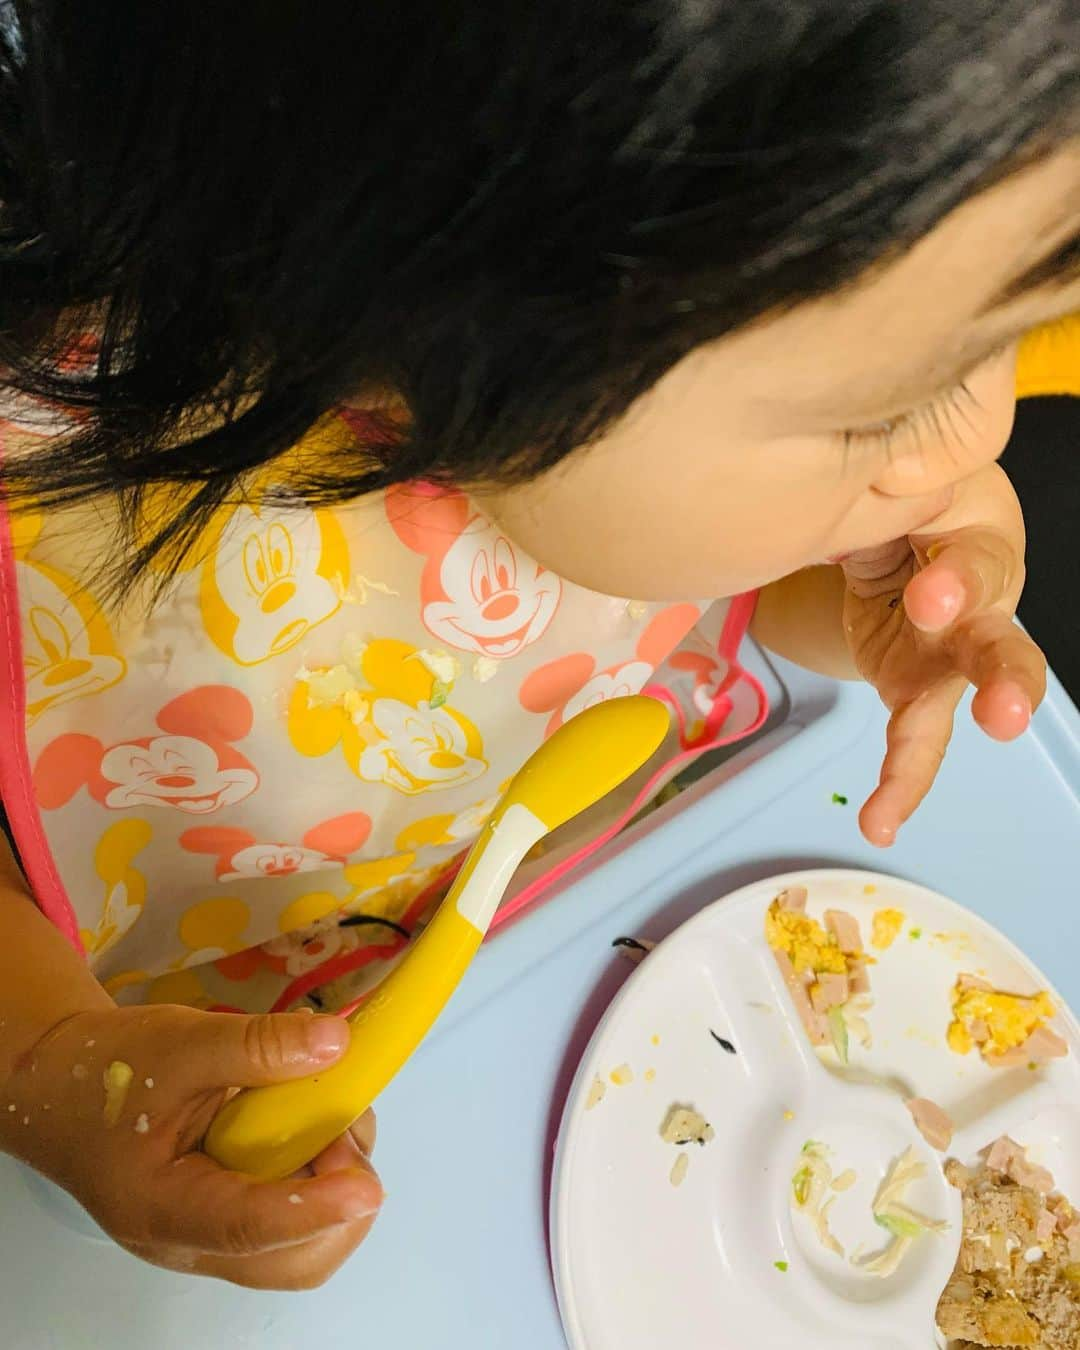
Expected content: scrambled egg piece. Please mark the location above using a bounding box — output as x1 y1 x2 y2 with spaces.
765 901 847 976
871 908 906 950
948 979 1056 1059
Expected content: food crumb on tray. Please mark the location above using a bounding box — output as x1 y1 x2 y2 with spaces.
937 1138 1080 1350
609 1064 634 1087
670 1153 690 1187
947 975 1068 1068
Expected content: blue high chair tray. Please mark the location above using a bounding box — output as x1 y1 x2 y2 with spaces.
0 643 1077 1350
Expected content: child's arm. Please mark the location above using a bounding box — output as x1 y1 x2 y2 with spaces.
0 838 382 1287
751 463 1045 845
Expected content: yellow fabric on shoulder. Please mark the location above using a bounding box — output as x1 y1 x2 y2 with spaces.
1016 315 1080 399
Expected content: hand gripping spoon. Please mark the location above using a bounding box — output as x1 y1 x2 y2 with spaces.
205 694 670 1180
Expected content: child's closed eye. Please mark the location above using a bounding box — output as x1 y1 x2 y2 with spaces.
839 344 1008 458
840 381 981 458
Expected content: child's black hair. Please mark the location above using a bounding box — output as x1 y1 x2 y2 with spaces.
0 1 1076 575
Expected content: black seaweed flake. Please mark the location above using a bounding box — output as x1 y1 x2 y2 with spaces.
710 1030 737 1055
339 914 412 940
612 937 650 953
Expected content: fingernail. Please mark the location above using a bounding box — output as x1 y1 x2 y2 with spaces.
307 1018 349 1060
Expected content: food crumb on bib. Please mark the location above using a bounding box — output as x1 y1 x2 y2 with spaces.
133 1113 150 1134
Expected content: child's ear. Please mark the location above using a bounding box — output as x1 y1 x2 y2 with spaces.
636 603 701 667
33 733 105 809
155 686 254 743
302 812 372 857
386 483 471 556
518 653 597 714
179 826 256 861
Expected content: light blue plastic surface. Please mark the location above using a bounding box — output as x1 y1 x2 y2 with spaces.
1 644 1077 1350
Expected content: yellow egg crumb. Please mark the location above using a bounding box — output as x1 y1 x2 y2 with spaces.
783 1110 796 1122
948 979 1056 1061
651 1034 661 1047
610 1064 635 1086
863 884 877 896
644 1068 657 1083
871 908 906 951
765 900 847 976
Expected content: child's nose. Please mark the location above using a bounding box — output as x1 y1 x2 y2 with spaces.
482 594 518 622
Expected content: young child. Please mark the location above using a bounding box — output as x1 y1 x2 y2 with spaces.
0 0 1076 1292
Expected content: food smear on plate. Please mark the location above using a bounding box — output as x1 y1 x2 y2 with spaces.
937 1139 1080 1349
765 888 872 1050
947 975 1069 1068
871 908 906 950
585 1076 607 1110
669 1153 690 1187
609 1063 635 1086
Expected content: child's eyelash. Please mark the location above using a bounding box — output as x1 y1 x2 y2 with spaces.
841 380 981 456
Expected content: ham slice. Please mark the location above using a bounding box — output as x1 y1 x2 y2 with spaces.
824 909 871 995
777 886 808 913
810 972 850 1014
985 1024 1069 1069
773 950 827 1045
906 1097 955 1151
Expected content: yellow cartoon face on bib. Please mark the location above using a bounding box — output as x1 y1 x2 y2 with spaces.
11 511 126 722
201 501 350 666
288 638 488 795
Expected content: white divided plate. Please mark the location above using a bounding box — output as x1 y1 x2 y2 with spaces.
551 869 1080 1350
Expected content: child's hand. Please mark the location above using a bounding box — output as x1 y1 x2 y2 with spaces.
0 1003 382 1288
842 463 1046 846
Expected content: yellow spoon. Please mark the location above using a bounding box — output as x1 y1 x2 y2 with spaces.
205 694 670 1180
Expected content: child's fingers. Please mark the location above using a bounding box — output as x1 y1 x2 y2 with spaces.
170 1010 350 1095
350 1108 377 1157
903 531 1018 634
145 1150 382 1257
946 611 1047 741
859 680 965 847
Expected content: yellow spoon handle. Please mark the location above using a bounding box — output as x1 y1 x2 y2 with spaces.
204 695 669 1180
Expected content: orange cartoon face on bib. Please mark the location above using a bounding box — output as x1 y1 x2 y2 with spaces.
387 483 560 659
33 686 259 815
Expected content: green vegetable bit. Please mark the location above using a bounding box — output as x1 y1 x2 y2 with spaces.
792 1165 813 1207
831 792 848 805
827 1006 850 1065
909 927 923 940
428 678 452 709
774 1260 789 1273
875 1212 926 1240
